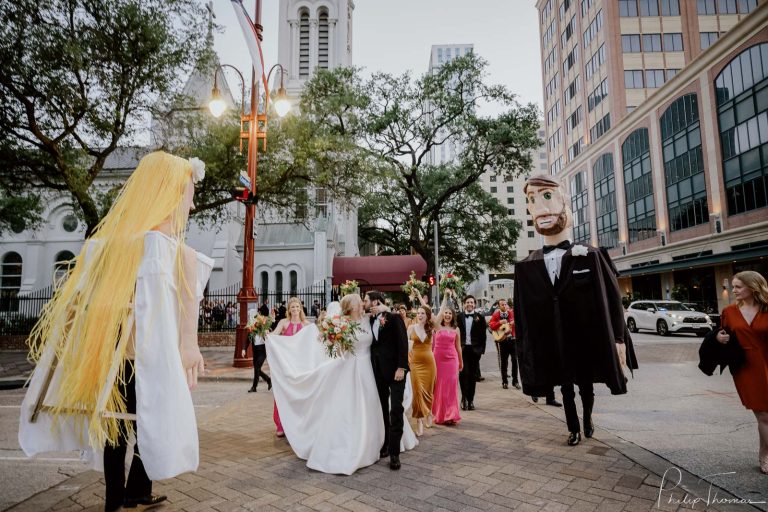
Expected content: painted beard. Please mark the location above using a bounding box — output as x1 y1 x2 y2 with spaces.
533 205 569 236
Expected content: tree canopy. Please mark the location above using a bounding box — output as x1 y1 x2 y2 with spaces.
300 55 541 280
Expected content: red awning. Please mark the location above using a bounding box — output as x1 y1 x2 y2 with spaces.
332 255 427 292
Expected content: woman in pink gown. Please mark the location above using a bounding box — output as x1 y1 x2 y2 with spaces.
429 293 464 425
270 297 311 437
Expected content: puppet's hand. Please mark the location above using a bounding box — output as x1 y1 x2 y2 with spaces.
181 345 205 390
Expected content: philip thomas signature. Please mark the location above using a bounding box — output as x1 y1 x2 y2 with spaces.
657 467 766 509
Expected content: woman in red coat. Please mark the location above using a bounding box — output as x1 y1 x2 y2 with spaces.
717 270 768 475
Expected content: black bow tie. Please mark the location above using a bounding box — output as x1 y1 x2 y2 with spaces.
543 240 572 254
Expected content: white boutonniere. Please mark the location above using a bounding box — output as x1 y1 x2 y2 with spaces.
572 244 589 257
189 157 206 184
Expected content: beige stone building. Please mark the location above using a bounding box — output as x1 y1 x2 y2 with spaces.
536 0 768 314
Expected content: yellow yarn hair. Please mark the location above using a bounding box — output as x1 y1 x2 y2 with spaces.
28 151 194 449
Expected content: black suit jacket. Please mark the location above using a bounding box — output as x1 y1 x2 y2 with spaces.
457 312 487 356
370 312 409 383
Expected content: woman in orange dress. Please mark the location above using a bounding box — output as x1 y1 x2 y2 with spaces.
406 305 437 436
716 270 768 475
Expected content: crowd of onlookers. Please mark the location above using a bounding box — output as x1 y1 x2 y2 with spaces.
199 298 324 330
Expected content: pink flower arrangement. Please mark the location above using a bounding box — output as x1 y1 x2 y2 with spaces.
246 313 273 342
318 314 359 358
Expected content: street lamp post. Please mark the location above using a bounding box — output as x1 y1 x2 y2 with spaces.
208 1 289 367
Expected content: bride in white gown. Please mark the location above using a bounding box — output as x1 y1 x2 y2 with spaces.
265 293 416 475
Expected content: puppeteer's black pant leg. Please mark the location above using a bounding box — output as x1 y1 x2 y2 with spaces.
579 381 595 425
103 362 152 512
561 382 581 433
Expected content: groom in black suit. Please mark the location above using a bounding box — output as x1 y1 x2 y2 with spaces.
364 290 409 470
457 295 487 411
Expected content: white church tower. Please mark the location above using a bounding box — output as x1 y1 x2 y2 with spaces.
277 0 354 97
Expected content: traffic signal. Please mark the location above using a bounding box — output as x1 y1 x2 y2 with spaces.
428 275 436 286
230 187 256 205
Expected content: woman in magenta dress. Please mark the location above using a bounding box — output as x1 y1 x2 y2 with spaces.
270 297 311 437
429 292 463 425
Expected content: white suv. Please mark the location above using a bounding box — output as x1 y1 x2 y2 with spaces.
625 300 715 336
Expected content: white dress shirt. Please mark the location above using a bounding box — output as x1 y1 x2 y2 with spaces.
464 314 473 345
544 247 567 285
372 314 380 341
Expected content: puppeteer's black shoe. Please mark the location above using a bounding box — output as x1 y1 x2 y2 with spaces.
546 399 563 408
567 432 581 446
461 397 467 410
467 402 475 411
502 382 508 389
584 420 594 438
389 455 401 470
123 494 167 509
247 386 257 393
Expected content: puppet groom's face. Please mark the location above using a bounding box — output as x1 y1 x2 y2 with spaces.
526 185 572 237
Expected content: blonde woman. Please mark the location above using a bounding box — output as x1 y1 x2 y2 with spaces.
269 297 310 437
19 152 213 511
716 271 768 474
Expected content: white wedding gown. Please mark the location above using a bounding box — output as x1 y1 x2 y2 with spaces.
266 315 417 475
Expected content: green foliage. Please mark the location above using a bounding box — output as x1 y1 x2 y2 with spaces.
0 192 43 235
301 55 541 281
0 0 207 235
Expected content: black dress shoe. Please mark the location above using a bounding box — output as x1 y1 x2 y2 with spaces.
567 432 581 446
546 399 563 408
476 377 485 382
502 382 508 389
123 494 167 509
467 402 475 411
532 396 539 403
512 382 521 390
267 378 273 391
584 420 594 438
461 397 467 410
389 455 401 470
248 386 257 393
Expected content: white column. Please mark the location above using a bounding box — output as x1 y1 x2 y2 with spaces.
699 74 723 216
288 20 298 80
309 19 319 75
328 19 337 69
648 111 668 233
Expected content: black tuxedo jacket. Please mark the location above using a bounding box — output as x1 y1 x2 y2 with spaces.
370 312 409 383
457 312 487 356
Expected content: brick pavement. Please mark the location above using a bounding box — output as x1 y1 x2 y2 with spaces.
7 347 756 512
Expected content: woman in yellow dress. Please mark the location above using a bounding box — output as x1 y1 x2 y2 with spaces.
407 300 438 436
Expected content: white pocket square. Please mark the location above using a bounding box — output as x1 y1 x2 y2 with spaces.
573 269 591 274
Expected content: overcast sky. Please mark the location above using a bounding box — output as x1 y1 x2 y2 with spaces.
211 0 544 112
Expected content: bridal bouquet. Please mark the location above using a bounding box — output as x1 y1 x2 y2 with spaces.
401 271 428 302
339 279 359 297
246 313 273 342
318 314 358 358
439 272 464 296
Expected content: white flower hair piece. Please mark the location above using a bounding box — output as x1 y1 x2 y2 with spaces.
572 244 589 257
189 157 206 184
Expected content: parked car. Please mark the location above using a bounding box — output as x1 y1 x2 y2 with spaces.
682 302 722 329
625 300 715 336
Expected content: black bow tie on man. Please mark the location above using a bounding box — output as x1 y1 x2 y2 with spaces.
543 240 572 254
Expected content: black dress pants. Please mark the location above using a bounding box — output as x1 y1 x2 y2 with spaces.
498 338 518 385
561 381 594 434
251 344 270 389
459 345 480 403
374 368 405 456
103 362 152 512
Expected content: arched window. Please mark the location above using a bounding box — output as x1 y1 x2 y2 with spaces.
298 9 310 78
593 153 618 248
622 128 656 242
715 43 768 215
318 9 329 70
660 94 708 231
1 252 22 312
275 271 284 303
570 170 590 244
53 250 76 288
260 271 269 302
289 270 298 295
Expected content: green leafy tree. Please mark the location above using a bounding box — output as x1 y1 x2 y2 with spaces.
0 0 207 235
301 55 541 280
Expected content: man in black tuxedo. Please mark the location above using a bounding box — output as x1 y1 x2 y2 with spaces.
364 290 409 470
457 295 487 411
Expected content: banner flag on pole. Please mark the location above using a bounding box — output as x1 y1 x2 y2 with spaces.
230 0 269 92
